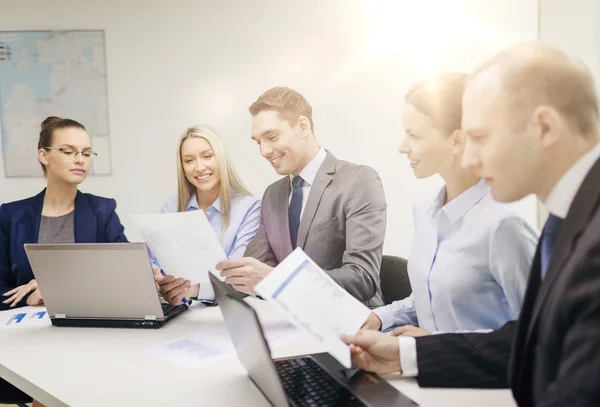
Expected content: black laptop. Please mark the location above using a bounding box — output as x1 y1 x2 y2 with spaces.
210 273 418 407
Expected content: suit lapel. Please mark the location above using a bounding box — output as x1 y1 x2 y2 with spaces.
509 245 542 396
517 157 600 381
19 190 46 244
297 153 336 249
74 191 96 243
274 178 294 256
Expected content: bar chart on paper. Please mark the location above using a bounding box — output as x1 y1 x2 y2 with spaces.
0 309 49 329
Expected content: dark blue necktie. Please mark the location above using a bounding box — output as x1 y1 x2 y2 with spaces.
541 214 563 280
289 176 304 249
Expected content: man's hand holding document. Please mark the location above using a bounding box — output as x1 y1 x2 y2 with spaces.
255 248 371 368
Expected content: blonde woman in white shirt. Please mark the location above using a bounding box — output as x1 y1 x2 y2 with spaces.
363 73 539 336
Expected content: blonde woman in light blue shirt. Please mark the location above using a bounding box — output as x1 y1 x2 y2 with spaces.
154 125 260 305
363 73 539 336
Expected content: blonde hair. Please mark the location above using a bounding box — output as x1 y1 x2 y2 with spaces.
176 125 250 231
249 86 314 132
405 73 468 135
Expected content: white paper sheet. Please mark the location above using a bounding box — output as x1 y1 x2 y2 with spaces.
0 308 50 329
254 248 371 368
146 331 234 369
147 319 303 369
130 211 227 284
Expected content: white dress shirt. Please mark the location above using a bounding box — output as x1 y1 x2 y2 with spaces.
387 179 539 377
289 147 327 219
545 142 600 217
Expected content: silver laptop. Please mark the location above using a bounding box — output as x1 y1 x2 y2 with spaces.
210 273 418 407
24 243 188 328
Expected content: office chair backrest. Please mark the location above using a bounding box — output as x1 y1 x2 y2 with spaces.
379 255 412 304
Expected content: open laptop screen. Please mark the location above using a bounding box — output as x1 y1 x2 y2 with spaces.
210 273 289 407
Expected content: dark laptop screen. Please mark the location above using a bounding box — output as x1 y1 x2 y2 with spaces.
210 274 289 407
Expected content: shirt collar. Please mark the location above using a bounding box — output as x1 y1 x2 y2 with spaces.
289 147 327 187
186 193 221 213
429 179 489 224
545 142 600 219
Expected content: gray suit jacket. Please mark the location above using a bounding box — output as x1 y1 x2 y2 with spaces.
245 151 386 307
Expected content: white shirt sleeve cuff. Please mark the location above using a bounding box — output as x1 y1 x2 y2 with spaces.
196 283 216 302
398 336 418 377
373 305 394 331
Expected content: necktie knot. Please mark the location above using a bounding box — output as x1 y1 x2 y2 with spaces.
544 213 562 236
292 175 303 189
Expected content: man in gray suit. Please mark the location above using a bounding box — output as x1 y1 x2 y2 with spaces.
217 87 386 307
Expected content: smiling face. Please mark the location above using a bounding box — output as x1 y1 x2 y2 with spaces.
180 136 221 195
399 102 457 179
251 110 311 176
38 127 93 185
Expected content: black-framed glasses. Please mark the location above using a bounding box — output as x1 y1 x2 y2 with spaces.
43 146 98 159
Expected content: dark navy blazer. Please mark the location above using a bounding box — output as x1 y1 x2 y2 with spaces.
0 189 128 310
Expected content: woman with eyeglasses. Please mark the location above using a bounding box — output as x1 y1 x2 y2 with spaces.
0 116 128 310
154 125 261 306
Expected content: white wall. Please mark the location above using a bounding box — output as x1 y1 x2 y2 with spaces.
0 0 539 256
535 0 600 225
540 0 600 79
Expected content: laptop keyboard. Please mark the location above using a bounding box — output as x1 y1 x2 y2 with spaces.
275 357 366 407
161 303 187 318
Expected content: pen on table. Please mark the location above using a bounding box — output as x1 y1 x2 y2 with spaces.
159 269 190 307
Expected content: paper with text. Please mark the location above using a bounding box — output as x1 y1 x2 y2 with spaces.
254 248 371 368
146 318 303 369
130 211 227 283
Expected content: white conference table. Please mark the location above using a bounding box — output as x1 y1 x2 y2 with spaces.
0 300 516 407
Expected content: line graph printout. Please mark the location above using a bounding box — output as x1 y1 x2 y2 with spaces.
255 248 371 368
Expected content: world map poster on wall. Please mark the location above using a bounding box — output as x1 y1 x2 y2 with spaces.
0 30 111 177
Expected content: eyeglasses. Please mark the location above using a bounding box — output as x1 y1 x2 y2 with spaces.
43 146 98 159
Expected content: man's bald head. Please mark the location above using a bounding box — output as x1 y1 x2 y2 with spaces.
467 43 599 136
461 43 600 203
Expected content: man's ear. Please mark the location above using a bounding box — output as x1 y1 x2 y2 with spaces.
450 129 465 154
298 116 311 137
532 106 563 149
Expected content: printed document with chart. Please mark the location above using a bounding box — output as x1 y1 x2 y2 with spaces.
254 248 371 368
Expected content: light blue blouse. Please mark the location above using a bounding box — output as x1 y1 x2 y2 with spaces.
374 180 539 332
